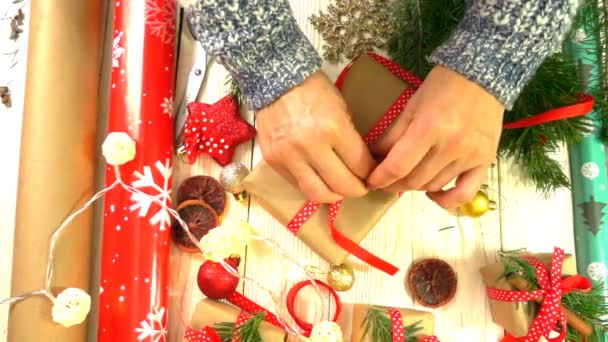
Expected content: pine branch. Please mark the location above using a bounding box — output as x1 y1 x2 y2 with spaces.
224 76 244 107
214 312 265 342
361 306 422 342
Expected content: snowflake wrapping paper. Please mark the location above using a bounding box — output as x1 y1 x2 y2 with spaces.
99 0 176 341
565 14 608 308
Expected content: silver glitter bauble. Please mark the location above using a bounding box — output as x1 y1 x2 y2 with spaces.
219 162 250 195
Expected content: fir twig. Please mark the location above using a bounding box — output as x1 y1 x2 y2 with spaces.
361 306 422 342
214 312 265 342
224 76 244 107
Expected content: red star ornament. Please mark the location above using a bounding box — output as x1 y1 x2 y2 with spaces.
183 95 256 166
183 326 221 342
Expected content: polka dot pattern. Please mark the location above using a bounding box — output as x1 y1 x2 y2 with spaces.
230 311 251 342
182 95 256 166
485 248 575 342
183 326 221 342
285 53 420 275
388 308 405 342
226 291 284 329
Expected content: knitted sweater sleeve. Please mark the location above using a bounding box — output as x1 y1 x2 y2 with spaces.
187 0 322 110
429 0 580 110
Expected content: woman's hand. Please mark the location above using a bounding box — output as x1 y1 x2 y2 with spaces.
367 65 505 209
256 71 376 203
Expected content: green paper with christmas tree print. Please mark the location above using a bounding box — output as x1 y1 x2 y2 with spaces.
566 3 608 299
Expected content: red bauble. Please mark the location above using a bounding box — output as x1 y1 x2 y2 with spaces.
197 257 240 299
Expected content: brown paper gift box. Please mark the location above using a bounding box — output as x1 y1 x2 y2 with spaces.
337 303 434 341
479 252 577 337
242 54 411 265
183 299 287 341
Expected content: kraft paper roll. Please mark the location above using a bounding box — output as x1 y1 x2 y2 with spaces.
8 0 104 341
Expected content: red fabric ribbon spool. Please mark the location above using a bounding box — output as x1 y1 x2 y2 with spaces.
486 247 592 342
285 279 342 336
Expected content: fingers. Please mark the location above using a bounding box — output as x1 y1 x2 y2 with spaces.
366 120 433 190
370 115 411 157
422 161 463 192
333 123 377 179
310 148 368 198
426 166 486 209
286 158 343 203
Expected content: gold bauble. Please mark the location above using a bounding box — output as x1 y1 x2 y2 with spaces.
219 162 250 201
458 188 497 218
327 263 355 292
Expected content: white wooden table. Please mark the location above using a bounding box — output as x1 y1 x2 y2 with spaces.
167 1 576 342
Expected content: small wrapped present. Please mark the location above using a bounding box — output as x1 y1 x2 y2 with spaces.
480 247 596 340
242 53 421 272
183 299 287 342
337 303 435 341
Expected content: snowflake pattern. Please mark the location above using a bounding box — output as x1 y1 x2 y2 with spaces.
135 307 168 342
112 31 125 69
145 0 177 45
129 159 172 231
587 262 607 282
161 96 174 117
581 161 600 180
309 0 395 62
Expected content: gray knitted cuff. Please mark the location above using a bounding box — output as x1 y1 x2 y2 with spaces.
228 21 322 110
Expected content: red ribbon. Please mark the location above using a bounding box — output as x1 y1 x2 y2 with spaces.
503 94 595 129
184 326 221 342
285 279 342 336
230 310 251 342
388 308 440 342
226 291 285 330
287 52 421 275
486 247 592 342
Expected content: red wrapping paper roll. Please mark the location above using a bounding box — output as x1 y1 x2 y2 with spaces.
99 0 176 341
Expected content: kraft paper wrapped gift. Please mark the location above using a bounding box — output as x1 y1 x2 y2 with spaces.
242 54 412 265
479 252 577 337
337 303 435 341
183 299 287 342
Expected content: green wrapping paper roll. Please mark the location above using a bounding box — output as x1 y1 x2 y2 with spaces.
566 2 608 319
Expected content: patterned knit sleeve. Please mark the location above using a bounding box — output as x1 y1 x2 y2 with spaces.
429 0 580 110
187 0 322 110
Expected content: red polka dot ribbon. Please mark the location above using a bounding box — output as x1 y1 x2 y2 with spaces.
388 308 440 342
184 326 222 342
287 52 421 276
230 310 251 342
486 247 592 342
226 291 285 330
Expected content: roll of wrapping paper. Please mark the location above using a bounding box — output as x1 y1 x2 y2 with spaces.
565 4 608 322
8 0 103 341
98 0 176 341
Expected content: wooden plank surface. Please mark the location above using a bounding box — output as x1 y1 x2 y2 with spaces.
0 1 30 338
162 1 574 342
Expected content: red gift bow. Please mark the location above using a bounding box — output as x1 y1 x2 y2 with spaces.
388 308 440 342
486 247 592 342
184 326 222 342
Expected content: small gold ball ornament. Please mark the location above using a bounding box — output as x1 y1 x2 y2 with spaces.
458 186 497 218
219 162 250 202
327 263 355 292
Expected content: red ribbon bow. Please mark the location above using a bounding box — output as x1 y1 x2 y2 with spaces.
184 326 221 342
487 247 592 342
388 308 440 342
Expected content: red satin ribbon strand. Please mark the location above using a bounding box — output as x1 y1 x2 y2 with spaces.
503 94 595 129
285 279 342 335
560 274 592 293
226 291 285 329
